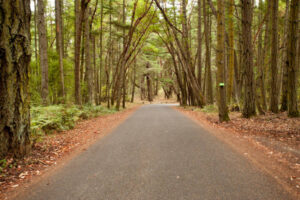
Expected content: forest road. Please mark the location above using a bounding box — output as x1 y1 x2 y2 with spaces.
19 104 294 200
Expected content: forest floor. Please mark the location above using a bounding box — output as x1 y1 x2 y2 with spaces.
175 106 300 197
0 103 140 200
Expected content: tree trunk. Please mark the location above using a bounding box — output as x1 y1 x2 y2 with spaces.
257 0 266 112
92 35 99 104
181 0 205 107
227 0 234 104
106 0 112 108
280 0 290 111
84 7 94 105
241 0 256 118
262 0 271 110
0 0 31 158
287 0 299 117
270 0 279 113
146 63 153 102
37 0 49 105
216 0 229 122
55 0 65 102
141 76 146 100
74 0 81 104
204 1 213 104
33 0 38 75
197 0 202 89
122 0 127 109
99 0 104 104
74 0 89 105
131 59 136 103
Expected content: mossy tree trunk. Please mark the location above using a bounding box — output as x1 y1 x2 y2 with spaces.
0 0 31 158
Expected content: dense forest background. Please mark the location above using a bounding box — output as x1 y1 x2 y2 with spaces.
0 0 299 158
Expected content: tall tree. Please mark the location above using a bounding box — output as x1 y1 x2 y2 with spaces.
33 0 39 74
260 0 271 111
0 0 31 158
122 0 127 109
84 7 94 105
55 0 65 101
74 0 81 104
74 0 90 105
37 0 49 105
270 0 279 113
197 0 202 89
280 0 290 111
256 0 266 113
286 0 299 117
99 0 104 104
203 0 213 104
216 0 229 122
241 0 256 118
227 0 234 103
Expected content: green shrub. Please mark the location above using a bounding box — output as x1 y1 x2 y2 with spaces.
30 105 117 139
201 104 218 113
0 159 7 173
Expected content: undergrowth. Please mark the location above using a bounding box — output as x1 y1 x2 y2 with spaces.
200 105 218 113
30 105 117 141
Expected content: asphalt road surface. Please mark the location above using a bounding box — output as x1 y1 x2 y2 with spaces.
20 104 293 200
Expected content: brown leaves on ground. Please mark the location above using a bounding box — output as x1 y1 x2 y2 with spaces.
222 112 299 146
0 105 139 199
179 107 300 147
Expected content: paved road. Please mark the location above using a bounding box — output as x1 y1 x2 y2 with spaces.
20 105 293 200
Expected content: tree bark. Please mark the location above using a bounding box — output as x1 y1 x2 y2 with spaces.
0 0 31 158
122 0 127 109
99 0 104 104
146 63 153 102
203 1 213 104
55 0 65 102
131 59 136 103
33 0 38 75
74 0 90 105
197 0 202 89
84 7 94 105
216 0 229 122
261 0 271 111
227 0 234 104
270 0 279 113
241 0 256 118
37 0 49 105
287 0 299 117
74 0 81 104
280 0 290 111
257 0 266 113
